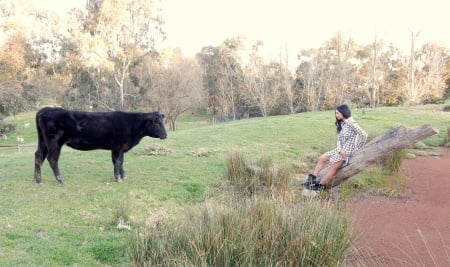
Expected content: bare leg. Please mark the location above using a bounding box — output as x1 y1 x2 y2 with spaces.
319 160 344 186
313 154 330 176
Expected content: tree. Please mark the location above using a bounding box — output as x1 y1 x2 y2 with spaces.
405 31 421 105
131 49 206 131
0 33 34 115
75 0 165 110
355 36 385 108
323 32 359 105
156 49 206 131
242 41 282 117
197 46 221 123
415 43 449 103
198 37 245 122
378 44 408 105
295 48 335 111
278 45 295 114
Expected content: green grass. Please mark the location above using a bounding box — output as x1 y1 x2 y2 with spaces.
130 198 354 266
1 105 449 265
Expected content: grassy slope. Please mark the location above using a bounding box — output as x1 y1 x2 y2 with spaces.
0 105 449 266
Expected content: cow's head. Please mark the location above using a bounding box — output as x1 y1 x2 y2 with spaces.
146 112 167 139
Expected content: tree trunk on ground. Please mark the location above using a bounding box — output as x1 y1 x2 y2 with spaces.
321 124 438 188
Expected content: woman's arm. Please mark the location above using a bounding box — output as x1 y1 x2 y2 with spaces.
341 122 368 155
351 122 368 150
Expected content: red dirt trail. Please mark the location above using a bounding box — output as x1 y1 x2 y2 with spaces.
347 147 450 266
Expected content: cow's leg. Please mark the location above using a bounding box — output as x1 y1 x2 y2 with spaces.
34 145 48 184
47 144 65 184
112 150 125 182
119 152 126 180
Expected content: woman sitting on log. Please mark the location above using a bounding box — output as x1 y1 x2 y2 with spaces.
303 104 368 191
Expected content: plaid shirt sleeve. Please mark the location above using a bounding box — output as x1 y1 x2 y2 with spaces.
340 120 368 153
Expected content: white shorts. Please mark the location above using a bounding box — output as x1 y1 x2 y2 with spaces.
325 148 346 163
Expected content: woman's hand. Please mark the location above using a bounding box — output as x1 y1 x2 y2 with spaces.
340 150 356 157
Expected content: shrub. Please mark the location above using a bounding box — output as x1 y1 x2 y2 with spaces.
129 151 354 266
0 115 16 135
226 151 292 199
129 199 354 266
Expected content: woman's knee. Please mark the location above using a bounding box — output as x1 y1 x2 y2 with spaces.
318 154 329 163
331 161 344 170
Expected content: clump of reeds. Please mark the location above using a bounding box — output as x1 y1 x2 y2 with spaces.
129 198 354 266
384 148 406 173
225 150 292 199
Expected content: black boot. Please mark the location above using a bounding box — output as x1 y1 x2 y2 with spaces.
308 183 325 191
302 174 317 187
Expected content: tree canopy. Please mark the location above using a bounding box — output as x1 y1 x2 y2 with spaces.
0 0 449 126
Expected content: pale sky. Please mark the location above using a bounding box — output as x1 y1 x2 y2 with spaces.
162 0 450 65
29 0 450 65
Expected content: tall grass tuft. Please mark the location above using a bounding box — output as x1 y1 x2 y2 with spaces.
129 199 354 266
226 150 252 186
111 199 132 229
383 148 406 173
226 150 292 200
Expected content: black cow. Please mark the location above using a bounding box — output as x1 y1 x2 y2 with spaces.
34 107 167 184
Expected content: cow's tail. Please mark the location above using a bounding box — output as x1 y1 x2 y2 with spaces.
34 108 48 183
35 109 45 150
34 108 50 159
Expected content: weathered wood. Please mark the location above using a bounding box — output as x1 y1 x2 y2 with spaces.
318 124 438 187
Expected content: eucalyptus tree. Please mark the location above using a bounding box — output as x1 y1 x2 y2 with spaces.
242 41 283 117
197 45 222 122
0 33 29 115
357 37 448 106
278 46 295 114
406 31 421 105
75 0 165 110
295 33 360 111
242 41 269 116
378 44 408 105
414 42 449 103
0 3 61 114
294 48 335 112
216 37 245 120
198 37 245 121
197 37 244 121
322 32 359 105
355 36 385 108
131 49 206 131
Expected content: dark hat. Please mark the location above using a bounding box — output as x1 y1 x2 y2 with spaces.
336 104 351 118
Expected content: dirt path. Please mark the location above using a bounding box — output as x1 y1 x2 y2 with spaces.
347 147 450 266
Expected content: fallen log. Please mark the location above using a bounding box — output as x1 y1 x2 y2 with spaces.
318 124 438 188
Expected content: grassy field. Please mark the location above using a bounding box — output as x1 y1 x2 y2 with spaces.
0 105 449 266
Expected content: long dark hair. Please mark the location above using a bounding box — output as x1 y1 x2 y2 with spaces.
335 104 351 133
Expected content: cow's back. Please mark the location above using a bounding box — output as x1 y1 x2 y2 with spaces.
36 107 78 139
36 108 150 151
